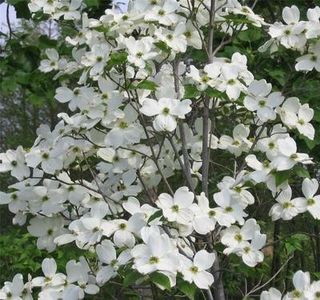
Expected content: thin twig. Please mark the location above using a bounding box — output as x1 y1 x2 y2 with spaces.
173 59 195 193
244 255 293 298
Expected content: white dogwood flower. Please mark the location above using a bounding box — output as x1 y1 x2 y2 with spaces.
156 187 194 225
244 79 284 122
180 250 215 289
293 178 320 219
269 186 300 221
140 98 192 132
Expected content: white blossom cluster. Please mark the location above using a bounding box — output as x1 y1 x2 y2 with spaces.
0 0 320 299
263 5 320 73
261 270 320 300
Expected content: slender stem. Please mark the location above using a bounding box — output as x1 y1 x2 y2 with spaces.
203 2 227 300
202 0 216 197
202 97 210 197
245 255 293 297
172 59 195 193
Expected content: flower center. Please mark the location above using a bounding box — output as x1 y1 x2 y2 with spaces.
190 266 199 274
171 205 179 213
232 140 240 146
162 107 170 115
208 210 215 217
225 206 233 212
119 121 128 129
311 55 317 62
42 152 49 160
282 201 292 209
234 186 242 193
243 246 251 253
258 100 266 107
149 256 159 264
292 290 302 298
110 259 117 267
11 160 18 167
263 160 270 168
242 7 250 13
119 223 127 230
166 34 173 40
307 198 315 206
136 52 144 58
201 75 209 83
290 153 298 160
228 79 236 85
268 142 275 149
235 234 242 242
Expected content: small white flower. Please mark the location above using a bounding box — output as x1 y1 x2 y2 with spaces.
244 79 284 122
283 271 310 300
140 98 192 132
180 250 215 290
269 186 300 221
32 258 66 287
96 240 131 284
131 232 179 276
144 0 180 26
156 187 194 225
293 178 320 219
219 124 251 157
260 288 282 300
271 137 312 171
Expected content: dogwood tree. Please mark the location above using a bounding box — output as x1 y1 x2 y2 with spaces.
1 0 320 299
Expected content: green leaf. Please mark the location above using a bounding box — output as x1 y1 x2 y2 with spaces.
274 170 290 187
294 166 310 178
291 233 309 241
178 281 197 300
284 234 308 254
313 272 320 280
1 78 17 93
205 87 224 99
136 80 158 91
38 35 57 49
85 0 100 7
107 52 128 68
147 210 162 224
15 71 30 85
267 69 286 86
150 272 171 290
302 136 318 150
13 1 31 19
238 29 262 42
123 270 142 287
7 0 26 5
123 291 140 299
184 84 200 99
314 110 320 122
27 94 44 107
154 41 171 54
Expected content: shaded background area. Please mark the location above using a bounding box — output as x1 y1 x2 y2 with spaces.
0 0 112 283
